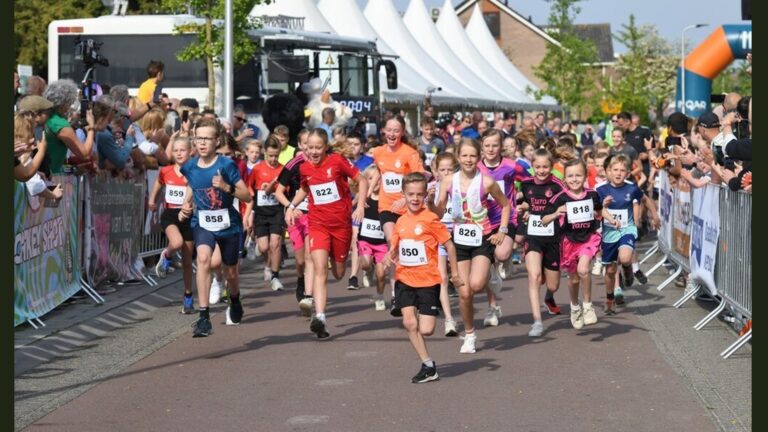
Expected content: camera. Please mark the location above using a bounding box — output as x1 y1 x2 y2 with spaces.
74 37 109 68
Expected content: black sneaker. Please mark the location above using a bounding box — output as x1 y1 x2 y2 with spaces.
347 276 360 290
622 265 634 287
634 270 648 285
447 283 458 298
310 316 330 339
411 363 439 383
226 300 243 325
192 317 213 337
296 278 306 303
390 299 402 317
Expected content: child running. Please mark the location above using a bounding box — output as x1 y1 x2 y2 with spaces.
435 138 509 353
518 148 564 337
179 118 252 337
285 128 368 339
544 159 602 329
149 136 195 314
384 172 463 383
244 135 285 291
356 166 389 311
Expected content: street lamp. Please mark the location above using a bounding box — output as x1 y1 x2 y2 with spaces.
681 24 708 115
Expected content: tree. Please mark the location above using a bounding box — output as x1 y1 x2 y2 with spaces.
532 0 599 119
612 15 677 126
712 61 752 96
14 0 104 76
161 0 266 109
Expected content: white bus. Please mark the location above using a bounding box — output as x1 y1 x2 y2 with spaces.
48 14 394 118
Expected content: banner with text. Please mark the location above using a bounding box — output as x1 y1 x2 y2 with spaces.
689 185 720 296
672 180 692 259
14 175 81 326
658 171 674 251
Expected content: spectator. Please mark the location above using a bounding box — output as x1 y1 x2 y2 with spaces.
232 106 261 143
138 60 165 104
417 116 445 155
608 128 640 165
617 111 654 177
521 115 535 133
317 107 335 138
477 119 489 136
14 112 63 199
14 112 47 182
712 104 752 191
93 95 144 172
460 111 483 139
533 112 547 141
581 124 596 148
501 113 517 139
136 107 171 166
22 76 47 98
17 95 53 160
43 79 98 173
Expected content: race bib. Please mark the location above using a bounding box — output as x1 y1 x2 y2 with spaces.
453 223 482 246
441 203 453 223
527 215 554 236
382 172 403 194
309 181 340 205
297 196 309 211
425 152 437 168
399 239 427 266
361 217 384 239
566 199 594 224
489 180 505 201
165 185 186 205
607 209 629 226
257 190 278 206
199 209 230 232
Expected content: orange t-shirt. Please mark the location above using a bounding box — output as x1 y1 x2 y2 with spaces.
391 208 450 288
372 143 422 214
248 161 283 214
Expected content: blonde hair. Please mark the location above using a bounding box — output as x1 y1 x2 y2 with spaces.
138 108 166 132
14 113 34 143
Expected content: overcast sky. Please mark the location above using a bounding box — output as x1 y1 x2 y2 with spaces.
357 0 749 55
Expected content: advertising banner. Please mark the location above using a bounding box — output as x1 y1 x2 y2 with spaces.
658 171 674 251
672 180 692 258
690 185 720 296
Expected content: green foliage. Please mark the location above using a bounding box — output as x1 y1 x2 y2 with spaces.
532 0 599 118
14 0 104 75
611 15 677 125
712 61 752 96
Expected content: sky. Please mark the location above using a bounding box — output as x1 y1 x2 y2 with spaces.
357 0 749 56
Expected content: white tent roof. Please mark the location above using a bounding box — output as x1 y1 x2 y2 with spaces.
464 4 558 107
249 0 334 33
402 0 524 107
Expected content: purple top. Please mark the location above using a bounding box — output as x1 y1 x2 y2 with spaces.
477 157 529 229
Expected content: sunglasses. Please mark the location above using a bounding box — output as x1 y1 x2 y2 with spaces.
234 116 246 122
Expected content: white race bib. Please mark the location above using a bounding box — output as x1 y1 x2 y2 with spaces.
361 217 384 239
527 215 554 236
566 199 594 224
607 209 629 226
297 196 309 211
257 190 278 206
165 185 186 205
441 203 454 223
424 152 437 168
309 181 340 205
382 172 403 194
399 239 427 267
453 223 482 246
199 209 230 232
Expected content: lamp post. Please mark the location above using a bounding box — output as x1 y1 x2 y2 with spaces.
681 24 708 115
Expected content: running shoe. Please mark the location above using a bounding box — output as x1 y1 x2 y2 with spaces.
483 306 501 327
459 332 477 353
390 292 402 317
347 276 360 290
544 297 561 315
634 269 648 284
528 321 544 337
154 252 171 278
362 268 374 288
583 304 598 325
497 261 507 280
295 278 305 302
299 297 314 317
192 317 213 337
220 287 229 302
570 307 584 330
310 315 330 339
182 296 194 314
226 300 243 325
444 319 458 337
264 267 272 282
448 283 459 299
209 278 222 305
411 363 439 384
488 266 503 295
614 287 625 306
511 252 522 264
374 298 386 311
591 260 603 276
622 264 634 287
271 278 284 291
604 300 616 316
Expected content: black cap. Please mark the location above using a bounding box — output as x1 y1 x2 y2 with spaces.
179 98 199 109
697 111 721 129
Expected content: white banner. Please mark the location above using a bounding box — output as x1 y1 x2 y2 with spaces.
658 171 674 250
689 185 720 296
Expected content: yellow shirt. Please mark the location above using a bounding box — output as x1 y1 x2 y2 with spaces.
137 78 157 104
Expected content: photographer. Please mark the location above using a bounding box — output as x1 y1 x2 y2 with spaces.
42 79 98 174
711 99 752 192
93 95 145 173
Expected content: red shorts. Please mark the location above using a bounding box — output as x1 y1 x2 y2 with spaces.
288 213 309 250
358 240 388 264
308 223 352 263
560 232 601 274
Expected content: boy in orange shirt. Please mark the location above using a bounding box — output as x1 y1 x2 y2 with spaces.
385 172 463 383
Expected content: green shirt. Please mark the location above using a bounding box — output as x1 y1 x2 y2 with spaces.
44 112 72 174
278 145 296 166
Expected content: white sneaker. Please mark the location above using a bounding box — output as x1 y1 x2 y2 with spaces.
497 262 507 280
362 268 374 288
488 266 503 295
444 319 458 337
299 297 313 317
246 241 256 262
270 277 284 291
570 307 585 330
460 332 477 353
483 306 501 327
374 298 386 311
583 303 598 326
591 261 603 276
209 278 222 305
528 321 544 337
264 267 272 282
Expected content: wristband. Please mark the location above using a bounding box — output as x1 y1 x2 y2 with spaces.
288 203 296 210
499 226 509 234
